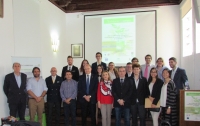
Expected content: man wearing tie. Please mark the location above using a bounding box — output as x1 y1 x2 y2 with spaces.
141 54 155 80
3 63 27 120
61 56 79 81
78 64 98 126
112 67 133 126
45 67 63 126
92 52 107 75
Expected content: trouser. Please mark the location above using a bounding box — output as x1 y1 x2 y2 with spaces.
28 98 44 126
81 101 96 126
131 103 146 126
9 101 26 120
100 104 112 126
63 99 76 126
47 101 61 126
150 110 160 126
115 107 130 126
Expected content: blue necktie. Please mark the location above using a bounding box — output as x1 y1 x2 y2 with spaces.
86 75 90 94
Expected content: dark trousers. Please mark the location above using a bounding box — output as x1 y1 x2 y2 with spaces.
47 102 61 126
131 103 146 126
81 101 96 126
115 107 130 126
63 99 76 126
9 101 26 120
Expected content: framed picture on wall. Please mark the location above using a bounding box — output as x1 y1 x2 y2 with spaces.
71 44 83 58
0 0 3 18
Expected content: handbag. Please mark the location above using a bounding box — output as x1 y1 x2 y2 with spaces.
149 108 160 112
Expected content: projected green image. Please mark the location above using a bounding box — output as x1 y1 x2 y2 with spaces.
102 16 136 63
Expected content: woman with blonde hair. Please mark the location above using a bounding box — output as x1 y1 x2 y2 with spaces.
108 62 119 81
97 71 114 126
156 57 167 81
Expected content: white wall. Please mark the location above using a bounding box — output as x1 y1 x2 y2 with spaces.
0 0 14 118
0 0 182 117
0 0 68 117
180 0 200 90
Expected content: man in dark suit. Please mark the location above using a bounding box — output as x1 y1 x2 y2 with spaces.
92 52 107 75
61 56 79 81
130 64 150 126
112 67 133 126
45 67 63 126
125 62 134 78
169 57 188 93
3 62 27 120
78 64 98 126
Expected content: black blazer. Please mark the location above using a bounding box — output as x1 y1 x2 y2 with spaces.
3 73 27 104
78 74 98 104
61 65 79 81
170 67 188 92
91 62 107 75
112 77 133 108
130 76 150 105
125 72 133 78
148 78 163 105
45 75 63 102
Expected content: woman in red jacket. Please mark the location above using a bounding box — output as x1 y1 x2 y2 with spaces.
97 71 114 126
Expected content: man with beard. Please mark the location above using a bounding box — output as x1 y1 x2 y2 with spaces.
27 67 48 126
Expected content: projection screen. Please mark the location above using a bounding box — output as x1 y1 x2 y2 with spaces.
84 10 157 66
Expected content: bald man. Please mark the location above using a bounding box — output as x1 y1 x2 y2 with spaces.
3 63 27 120
45 67 63 126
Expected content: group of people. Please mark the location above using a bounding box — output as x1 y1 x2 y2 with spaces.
3 52 188 126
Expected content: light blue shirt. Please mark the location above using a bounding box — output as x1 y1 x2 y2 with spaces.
26 77 48 97
14 73 21 88
171 66 178 80
156 66 167 81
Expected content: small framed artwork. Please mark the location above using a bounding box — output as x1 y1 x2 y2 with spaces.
71 43 83 58
0 0 3 18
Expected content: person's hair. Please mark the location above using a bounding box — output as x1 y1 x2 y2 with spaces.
97 65 104 75
101 71 112 82
132 63 141 69
32 67 40 73
12 62 21 68
131 57 139 62
156 57 165 66
84 64 92 69
162 68 171 78
80 59 89 72
145 54 152 59
96 52 102 57
67 56 73 59
169 57 177 62
118 66 126 71
147 67 158 84
65 70 73 76
126 62 132 65
108 62 119 78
